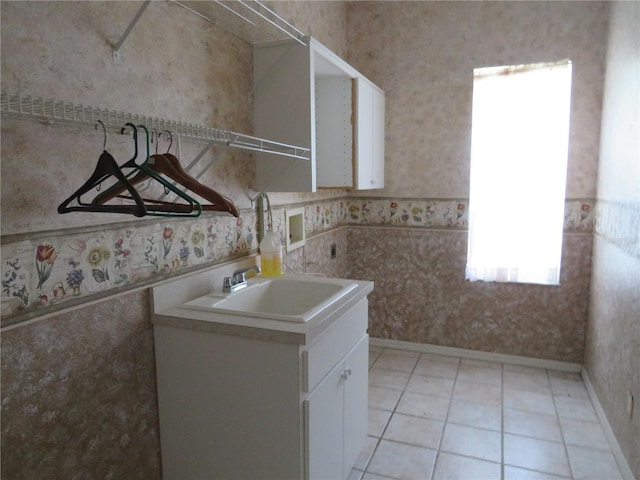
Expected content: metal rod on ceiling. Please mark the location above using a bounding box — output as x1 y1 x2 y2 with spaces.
113 0 152 62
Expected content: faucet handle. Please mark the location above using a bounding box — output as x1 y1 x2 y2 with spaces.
233 272 247 284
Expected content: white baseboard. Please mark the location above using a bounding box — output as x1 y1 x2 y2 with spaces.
581 368 635 480
369 338 582 372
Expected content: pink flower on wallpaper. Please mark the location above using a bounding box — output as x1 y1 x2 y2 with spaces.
163 227 175 259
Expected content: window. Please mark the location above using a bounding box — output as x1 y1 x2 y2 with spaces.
465 60 573 285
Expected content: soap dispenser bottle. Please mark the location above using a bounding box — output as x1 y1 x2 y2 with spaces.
260 230 283 276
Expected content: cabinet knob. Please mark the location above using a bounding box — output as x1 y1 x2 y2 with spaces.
341 368 352 379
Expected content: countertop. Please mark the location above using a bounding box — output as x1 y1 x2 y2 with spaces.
151 271 373 346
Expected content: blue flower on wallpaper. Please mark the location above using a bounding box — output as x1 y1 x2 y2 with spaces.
2 259 29 305
66 260 84 295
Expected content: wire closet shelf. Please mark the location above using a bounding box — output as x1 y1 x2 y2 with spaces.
0 91 310 161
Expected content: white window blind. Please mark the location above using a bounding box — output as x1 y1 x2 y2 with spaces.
466 60 573 285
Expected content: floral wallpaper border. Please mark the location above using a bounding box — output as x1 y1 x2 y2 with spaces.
1 197 595 325
347 198 595 233
594 199 640 260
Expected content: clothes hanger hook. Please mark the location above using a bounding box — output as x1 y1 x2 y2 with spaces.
121 122 138 162
137 124 151 163
95 120 107 151
151 128 159 154
161 130 173 153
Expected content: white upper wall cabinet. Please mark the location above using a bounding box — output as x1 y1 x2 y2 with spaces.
254 37 385 192
355 76 385 190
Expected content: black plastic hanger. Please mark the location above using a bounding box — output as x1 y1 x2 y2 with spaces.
58 121 147 217
93 123 202 217
93 129 239 217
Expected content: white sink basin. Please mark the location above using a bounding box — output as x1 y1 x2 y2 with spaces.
182 276 358 323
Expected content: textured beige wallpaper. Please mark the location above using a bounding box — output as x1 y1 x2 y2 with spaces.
346 1 608 199
0 1 348 478
2 1 632 477
348 227 593 363
1 290 161 480
586 2 640 476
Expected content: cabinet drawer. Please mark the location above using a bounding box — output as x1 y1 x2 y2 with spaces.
303 299 368 392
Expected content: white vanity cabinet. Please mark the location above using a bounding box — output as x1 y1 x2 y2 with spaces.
254 36 385 192
152 275 371 480
305 334 368 479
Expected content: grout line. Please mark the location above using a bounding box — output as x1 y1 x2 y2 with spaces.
430 354 460 480
550 370 575 479
501 363 505 480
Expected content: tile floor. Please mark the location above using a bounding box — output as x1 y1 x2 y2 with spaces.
349 345 625 480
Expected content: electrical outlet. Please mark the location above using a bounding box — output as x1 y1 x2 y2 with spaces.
330 243 337 259
628 392 635 419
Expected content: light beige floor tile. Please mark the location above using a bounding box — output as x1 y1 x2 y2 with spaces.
362 473 397 480
503 364 548 376
420 353 461 364
504 433 571 477
406 374 455 399
460 358 503 369
373 352 419 373
369 408 393 437
369 367 411 390
447 399 502 431
453 380 502 406
347 468 364 480
414 358 459 379
504 388 556 415
504 408 563 443
354 436 379 471
369 385 403 411
363 348 622 480
547 370 582 381
380 348 421 358
559 417 611 451
440 423 502 462
383 412 444 449
566 445 624 480
549 376 590 399
554 395 599 422
366 439 437 480
504 370 552 393
432 452 501 480
396 391 451 421
504 465 571 479
456 364 503 386
369 349 383 368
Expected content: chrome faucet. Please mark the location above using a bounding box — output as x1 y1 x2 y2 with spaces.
223 265 261 293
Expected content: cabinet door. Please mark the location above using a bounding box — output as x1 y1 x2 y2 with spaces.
355 77 385 190
372 86 385 188
304 334 369 480
305 362 344 480
254 41 315 192
343 335 369 478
